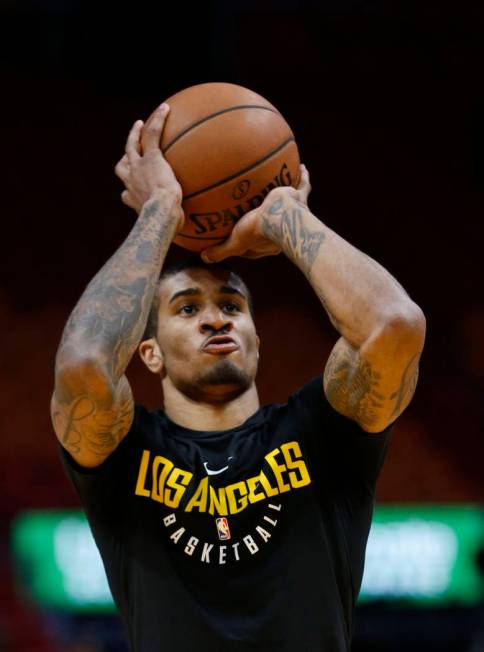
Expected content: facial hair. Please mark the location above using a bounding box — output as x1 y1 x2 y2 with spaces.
176 359 253 403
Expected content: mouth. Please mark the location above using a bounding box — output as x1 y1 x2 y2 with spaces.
201 335 239 354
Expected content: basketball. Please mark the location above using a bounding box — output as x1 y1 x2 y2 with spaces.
141 82 300 251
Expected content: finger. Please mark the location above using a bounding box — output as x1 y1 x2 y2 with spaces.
114 154 130 181
297 164 311 201
125 120 143 164
201 243 246 263
201 212 258 262
241 251 270 259
241 246 281 259
143 103 170 154
201 236 250 263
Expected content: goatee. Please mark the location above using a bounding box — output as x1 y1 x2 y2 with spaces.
178 360 252 402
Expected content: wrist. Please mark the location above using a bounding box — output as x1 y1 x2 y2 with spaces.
140 189 185 235
259 191 296 245
146 188 182 209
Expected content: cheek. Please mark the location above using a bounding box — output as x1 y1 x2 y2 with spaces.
159 327 197 364
242 328 259 355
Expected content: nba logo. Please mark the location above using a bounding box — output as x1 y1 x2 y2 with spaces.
216 517 231 541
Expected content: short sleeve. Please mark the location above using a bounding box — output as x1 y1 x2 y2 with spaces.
287 376 395 598
59 403 147 527
286 375 394 498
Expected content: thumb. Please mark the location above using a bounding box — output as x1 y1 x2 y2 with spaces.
201 234 249 263
201 241 239 263
201 210 258 262
297 164 311 202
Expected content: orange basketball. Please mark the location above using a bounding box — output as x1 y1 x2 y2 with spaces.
142 82 300 251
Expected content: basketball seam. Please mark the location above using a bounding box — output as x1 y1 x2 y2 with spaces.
162 105 281 154
182 137 295 201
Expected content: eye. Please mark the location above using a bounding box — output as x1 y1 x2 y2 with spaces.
222 302 240 314
178 304 198 315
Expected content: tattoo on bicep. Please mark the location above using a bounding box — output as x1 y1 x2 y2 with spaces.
389 353 420 418
261 198 325 276
53 395 96 455
324 345 385 428
53 393 132 458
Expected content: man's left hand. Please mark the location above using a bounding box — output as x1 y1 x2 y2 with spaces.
201 164 311 262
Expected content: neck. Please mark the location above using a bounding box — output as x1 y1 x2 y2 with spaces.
161 378 260 431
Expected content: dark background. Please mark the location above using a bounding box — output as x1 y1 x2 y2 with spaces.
0 0 483 650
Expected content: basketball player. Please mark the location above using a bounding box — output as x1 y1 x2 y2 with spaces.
51 103 426 651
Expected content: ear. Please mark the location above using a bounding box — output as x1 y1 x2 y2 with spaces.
256 334 260 358
139 338 164 374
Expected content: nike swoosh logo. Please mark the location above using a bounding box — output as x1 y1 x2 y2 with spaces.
203 456 235 476
204 462 229 476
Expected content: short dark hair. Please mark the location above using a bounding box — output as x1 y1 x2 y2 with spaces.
142 255 254 341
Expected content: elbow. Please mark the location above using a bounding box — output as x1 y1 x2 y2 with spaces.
55 348 90 379
55 342 108 374
54 351 114 397
383 301 427 350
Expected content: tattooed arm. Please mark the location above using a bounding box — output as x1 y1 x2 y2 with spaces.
202 165 426 433
51 105 183 467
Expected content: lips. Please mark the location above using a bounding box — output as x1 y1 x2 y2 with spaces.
201 335 239 354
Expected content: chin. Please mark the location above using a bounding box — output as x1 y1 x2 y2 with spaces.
176 359 255 403
200 359 251 385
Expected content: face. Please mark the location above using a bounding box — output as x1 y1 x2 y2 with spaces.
141 267 260 403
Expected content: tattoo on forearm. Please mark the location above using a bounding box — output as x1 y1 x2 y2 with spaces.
58 198 174 380
260 197 343 328
261 198 325 276
53 197 173 462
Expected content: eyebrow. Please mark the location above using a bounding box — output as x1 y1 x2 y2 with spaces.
169 285 247 304
169 288 200 304
219 285 247 301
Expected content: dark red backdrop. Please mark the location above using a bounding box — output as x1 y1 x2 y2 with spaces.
1 1 483 531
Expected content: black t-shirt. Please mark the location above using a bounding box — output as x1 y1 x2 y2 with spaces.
61 375 392 652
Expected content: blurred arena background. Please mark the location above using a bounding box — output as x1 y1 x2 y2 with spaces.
0 0 483 650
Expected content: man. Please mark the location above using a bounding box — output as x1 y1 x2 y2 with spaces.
51 103 426 651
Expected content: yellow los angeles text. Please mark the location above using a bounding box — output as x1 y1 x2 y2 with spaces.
135 441 311 516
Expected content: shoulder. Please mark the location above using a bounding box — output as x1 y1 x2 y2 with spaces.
131 401 162 432
282 375 334 432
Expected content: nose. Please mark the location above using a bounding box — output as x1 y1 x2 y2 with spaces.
199 306 233 334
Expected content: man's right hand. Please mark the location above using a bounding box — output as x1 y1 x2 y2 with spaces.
115 103 185 230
